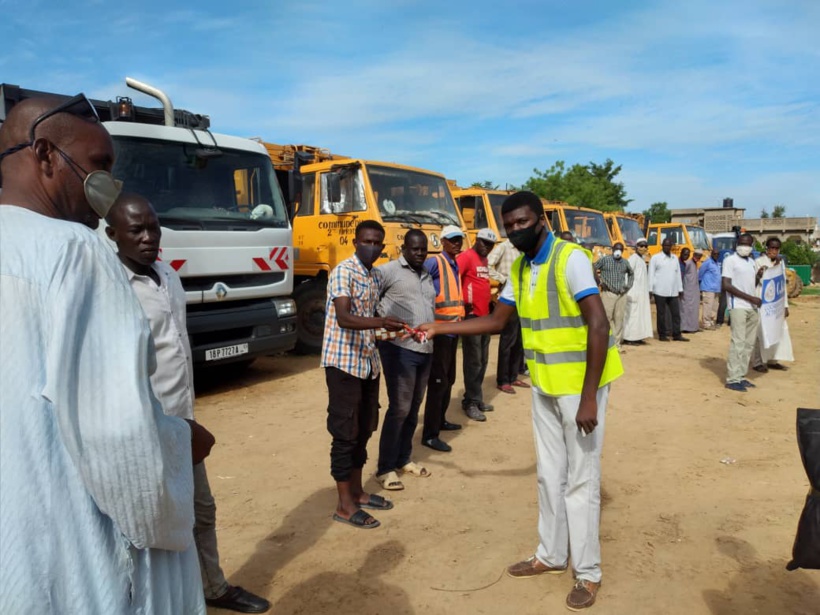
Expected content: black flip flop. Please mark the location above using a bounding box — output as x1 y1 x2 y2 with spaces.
333 510 380 529
359 494 394 510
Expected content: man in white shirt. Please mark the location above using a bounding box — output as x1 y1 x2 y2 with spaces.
0 95 210 613
722 233 763 392
106 194 271 613
648 238 688 342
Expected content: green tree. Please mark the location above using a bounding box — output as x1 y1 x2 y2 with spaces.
772 205 786 218
781 239 818 266
642 201 671 223
522 159 631 212
760 208 770 219
470 180 499 190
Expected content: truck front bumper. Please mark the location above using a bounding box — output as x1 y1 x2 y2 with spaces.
187 297 297 366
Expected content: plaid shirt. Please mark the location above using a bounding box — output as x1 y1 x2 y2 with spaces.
320 254 381 379
487 239 520 284
594 254 634 295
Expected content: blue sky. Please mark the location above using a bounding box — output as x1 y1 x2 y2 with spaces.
2 0 818 217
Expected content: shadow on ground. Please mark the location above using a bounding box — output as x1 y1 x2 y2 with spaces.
229 487 336 593
195 353 320 397
702 536 820 615
271 540 413 615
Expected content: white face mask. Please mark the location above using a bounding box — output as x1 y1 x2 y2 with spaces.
56 147 123 218
736 245 753 257
613 249 623 259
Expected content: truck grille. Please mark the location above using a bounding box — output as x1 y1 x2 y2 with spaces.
181 272 285 292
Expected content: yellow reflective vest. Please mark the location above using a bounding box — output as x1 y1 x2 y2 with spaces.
510 239 623 396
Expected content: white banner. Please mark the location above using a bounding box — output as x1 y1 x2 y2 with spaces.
759 263 786 348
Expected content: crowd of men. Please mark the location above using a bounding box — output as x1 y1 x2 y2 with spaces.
0 93 796 614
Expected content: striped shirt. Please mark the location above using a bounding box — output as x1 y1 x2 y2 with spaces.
320 254 381 379
594 255 634 295
373 256 435 353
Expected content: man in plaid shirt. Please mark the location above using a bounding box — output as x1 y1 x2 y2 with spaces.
321 220 404 529
593 242 634 350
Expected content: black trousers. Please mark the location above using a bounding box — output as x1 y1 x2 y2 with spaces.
654 294 682 339
461 330 490 406
422 335 459 441
325 367 380 482
497 312 524 386
716 290 727 325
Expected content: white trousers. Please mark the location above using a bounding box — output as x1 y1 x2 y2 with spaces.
531 385 608 583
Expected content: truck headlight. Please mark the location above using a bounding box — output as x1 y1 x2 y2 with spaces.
274 298 297 317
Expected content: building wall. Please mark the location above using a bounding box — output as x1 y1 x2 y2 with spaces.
669 208 816 243
740 217 817 244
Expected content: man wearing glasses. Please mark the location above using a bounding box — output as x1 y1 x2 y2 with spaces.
0 96 211 613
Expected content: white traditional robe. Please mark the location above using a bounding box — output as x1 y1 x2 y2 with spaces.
0 206 205 614
624 253 653 341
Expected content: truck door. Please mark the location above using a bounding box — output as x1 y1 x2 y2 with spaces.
315 168 366 267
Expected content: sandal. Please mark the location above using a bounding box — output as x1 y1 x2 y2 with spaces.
376 470 405 490
768 362 789 371
359 494 394 510
511 379 530 388
399 461 431 478
497 384 516 394
333 509 380 529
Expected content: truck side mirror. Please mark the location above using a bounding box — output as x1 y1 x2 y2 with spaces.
326 172 342 204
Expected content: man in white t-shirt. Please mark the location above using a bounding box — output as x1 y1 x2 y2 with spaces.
722 233 763 392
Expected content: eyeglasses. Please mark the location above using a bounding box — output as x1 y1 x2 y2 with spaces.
28 93 100 142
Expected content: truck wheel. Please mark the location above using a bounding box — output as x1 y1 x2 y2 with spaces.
293 281 327 354
786 268 803 298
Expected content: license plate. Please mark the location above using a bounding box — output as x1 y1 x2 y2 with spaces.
205 343 249 361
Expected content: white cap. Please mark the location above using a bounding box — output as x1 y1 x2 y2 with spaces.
441 225 465 239
476 228 499 243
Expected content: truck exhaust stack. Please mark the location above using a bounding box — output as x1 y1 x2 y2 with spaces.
126 77 174 127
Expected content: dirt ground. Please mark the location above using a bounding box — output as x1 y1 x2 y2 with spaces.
195 296 820 615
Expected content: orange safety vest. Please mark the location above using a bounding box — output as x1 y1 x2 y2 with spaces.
433 254 465 322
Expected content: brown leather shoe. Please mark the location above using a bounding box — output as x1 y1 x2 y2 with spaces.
506 556 567 578
566 579 600 611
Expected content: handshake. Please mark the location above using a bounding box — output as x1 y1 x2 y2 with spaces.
375 323 429 343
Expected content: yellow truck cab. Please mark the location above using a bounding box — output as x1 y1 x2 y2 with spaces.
264 143 469 353
451 186 554 243
542 202 612 261
646 222 711 260
605 212 646 258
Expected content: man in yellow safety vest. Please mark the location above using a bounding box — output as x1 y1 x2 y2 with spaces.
420 192 623 611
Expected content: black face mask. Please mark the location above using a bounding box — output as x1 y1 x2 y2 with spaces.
356 244 383 267
508 222 542 253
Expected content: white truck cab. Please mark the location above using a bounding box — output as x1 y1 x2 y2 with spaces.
1 79 297 366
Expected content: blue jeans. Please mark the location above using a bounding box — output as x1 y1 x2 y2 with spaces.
377 342 432 475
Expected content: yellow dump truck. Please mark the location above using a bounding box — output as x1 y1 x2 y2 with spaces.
646 222 711 258
605 212 646 258
452 185 560 243
263 143 469 353
542 202 612 261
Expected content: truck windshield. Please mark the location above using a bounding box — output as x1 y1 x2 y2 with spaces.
566 210 611 247
487 194 509 237
686 226 711 250
659 225 686 245
367 165 461 226
112 137 289 228
616 216 644 247
712 236 735 251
